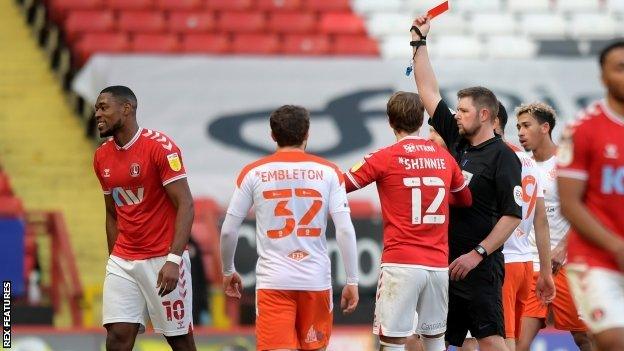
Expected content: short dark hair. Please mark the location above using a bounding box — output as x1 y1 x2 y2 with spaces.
515 102 557 138
270 105 310 147
457 86 499 121
599 40 624 68
497 101 508 130
386 91 425 133
100 85 137 110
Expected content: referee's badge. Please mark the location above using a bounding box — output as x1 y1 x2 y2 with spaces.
513 186 524 206
461 170 473 185
167 153 182 172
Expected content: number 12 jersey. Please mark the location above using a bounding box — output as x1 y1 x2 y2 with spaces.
345 136 466 268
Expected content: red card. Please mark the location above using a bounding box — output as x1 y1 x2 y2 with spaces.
427 1 449 19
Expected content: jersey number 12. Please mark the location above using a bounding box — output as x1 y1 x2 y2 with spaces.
403 177 446 225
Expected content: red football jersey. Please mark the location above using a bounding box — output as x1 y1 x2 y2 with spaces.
345 136 466 267
558 101 624 272
93 128 187 260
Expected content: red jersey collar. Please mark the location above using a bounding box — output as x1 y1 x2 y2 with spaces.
114 127 142 150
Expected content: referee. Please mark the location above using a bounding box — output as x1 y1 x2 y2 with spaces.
411 16 522 351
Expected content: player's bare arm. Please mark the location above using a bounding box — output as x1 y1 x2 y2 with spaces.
550 233 568 274
411 16 442 118
104 194 118 255
449 215 520 280
533 198 556 303
559 177 624 270
157 178 194 297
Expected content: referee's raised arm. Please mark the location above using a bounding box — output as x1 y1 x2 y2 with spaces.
412 15 459 152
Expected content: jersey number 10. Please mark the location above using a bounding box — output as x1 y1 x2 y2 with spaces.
262 188 323 239
403 177 446 225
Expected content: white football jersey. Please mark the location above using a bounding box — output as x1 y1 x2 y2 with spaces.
503 145 544 263
529 155 570 271
226 150 350 291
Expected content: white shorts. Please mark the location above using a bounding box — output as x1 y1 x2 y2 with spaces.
373 265 448 337
102 252 193 336
567 264 624 334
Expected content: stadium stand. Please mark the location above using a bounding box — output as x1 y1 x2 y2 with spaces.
38 0 622 65
0 0 101 314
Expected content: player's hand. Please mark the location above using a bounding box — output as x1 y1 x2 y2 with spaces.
223 272 242 299
536 272 556 304
449 250 483 281
412 15 431 39
341 284 359 314
551 243 567 274
156 261 179 297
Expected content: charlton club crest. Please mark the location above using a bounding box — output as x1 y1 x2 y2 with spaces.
130 163 140 177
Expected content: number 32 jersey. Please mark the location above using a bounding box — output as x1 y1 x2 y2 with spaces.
345 136 466 268
226 150 350 291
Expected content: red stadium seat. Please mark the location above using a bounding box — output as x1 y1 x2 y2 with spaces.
156 0 203 10
217 12 266 33
48 0 103 23
0 173 13 196
118 11 166 33
331 34 379 56
180 33 231 53
204 0 253 11
75 32 130 65
106 0 154 11
267 12 316 34
168 12 215 33
319 13 366 35
64 10 116 43
256 0 302 11
0 196 24 218
132 33 180 52
303 0 351 12
231 33 280 54
282 34 329 55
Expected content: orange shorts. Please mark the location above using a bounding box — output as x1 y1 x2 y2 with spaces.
522 268 588 332
502 261 533 338
256 289 333 351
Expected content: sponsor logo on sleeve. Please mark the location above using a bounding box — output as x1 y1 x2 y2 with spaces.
350 160 365 173
513 185 523 206
167 153 182 172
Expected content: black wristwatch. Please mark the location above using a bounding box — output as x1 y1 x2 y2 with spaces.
474 245 488 259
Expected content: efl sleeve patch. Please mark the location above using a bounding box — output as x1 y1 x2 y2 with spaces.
167 153 182 172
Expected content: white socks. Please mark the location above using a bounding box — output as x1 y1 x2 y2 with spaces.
422 335 446 351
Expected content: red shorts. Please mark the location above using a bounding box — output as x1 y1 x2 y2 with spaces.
522 268 588 332
502 261 533 338
256 289 333 351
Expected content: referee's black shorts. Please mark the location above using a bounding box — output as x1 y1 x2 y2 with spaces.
445 252 505 346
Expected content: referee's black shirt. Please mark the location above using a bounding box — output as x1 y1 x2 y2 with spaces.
430 99 522 261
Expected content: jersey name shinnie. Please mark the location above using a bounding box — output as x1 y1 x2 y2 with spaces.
398 157 448 171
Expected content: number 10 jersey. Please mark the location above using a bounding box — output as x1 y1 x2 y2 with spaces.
226 150 350 291
345 136 466 268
